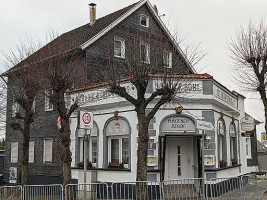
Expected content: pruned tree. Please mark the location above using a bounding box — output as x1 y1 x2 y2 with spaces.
38 33 86 187
229 19 267 132
0 39 42 185
91 25 205 183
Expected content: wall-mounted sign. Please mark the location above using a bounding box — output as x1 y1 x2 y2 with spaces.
161 116 195 132
79 111 94 129
213 85 237 109
241 132 254 137
240 116 254 131
196 120 214 131
56 117 61 129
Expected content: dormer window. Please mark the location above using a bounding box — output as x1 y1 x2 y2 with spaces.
140 15 149 27
114 37 125 58
163 50 172 68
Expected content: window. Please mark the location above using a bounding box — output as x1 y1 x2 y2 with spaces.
106 118 130 167
163 51 172 68
11 141 18 163
29 140 35 163
140 15 149 27
114 37 125 58
246 138 251 158
140 42 150 64
229 123 237 162
177 146 181 176
12 97 20 117
32 99 36 113
43 139 53 163
92 139 98 164
217 119 227 167
45 89 53 111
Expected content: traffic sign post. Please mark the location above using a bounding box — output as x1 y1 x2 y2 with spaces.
79 111 94 129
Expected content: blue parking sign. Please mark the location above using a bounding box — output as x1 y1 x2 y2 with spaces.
84 134 90 141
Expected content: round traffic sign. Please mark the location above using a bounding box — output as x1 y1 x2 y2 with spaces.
82 112 91 125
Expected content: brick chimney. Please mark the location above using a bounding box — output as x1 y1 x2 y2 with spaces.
89 3 96 25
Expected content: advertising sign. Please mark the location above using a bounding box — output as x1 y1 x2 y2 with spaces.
196 120 214 131
240 116 254 131
79 111 94 129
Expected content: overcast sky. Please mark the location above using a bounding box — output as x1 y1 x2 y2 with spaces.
0 0 267 139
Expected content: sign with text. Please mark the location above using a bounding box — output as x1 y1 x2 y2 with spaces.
241 132 254 137
79 111 94 129
240 116 254 131
213 85 237 109
196 120 214 131
161 116 195 132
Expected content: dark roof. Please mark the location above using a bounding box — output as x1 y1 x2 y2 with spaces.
3 2 138 75
257 140 267 153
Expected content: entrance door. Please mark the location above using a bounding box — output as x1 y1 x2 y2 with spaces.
165 138 194 180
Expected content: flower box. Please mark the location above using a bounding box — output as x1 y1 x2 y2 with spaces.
231 159 238 166
219 160 227 168
108 162 124 169
77 161 92 169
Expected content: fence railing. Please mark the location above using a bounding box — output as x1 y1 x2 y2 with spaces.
162 178 202 200
0 175 262 200
0 185 22 200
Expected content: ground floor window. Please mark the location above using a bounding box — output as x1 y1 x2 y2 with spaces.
11 141 18 163
246 138 251 158
43 139 53 163
79 136 98 167
109 136 129 166
28 140 35 163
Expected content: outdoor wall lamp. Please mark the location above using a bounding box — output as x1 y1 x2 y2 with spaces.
149 137 155 149
205 136 212 149
114 110 119 120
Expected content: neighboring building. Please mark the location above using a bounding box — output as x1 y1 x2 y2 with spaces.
257 140 267 172
2 0 257 184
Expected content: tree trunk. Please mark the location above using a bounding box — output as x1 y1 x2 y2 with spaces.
61 118 72 187
21 114 31 185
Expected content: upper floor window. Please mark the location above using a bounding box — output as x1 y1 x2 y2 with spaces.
114 37 125 58
45 89 53 111
43 138 53 163
140 42 150 64
140 15 149 27
12 97 20 117
163 50 172 68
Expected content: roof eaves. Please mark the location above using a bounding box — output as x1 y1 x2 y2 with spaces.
80 0 147 50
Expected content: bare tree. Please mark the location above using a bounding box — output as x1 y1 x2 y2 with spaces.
92 26 205 183
1 39 42 185
38 34 86 187
229 19 267 132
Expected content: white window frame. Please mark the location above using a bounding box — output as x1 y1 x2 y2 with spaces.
163 50 173 68
246 138 252 159
108 136 129 168
11 141 19 163
114 37 125 59
43 138 53 163
140 14 149 28
29 140 35 163
140 42 150 64
45 89 53 111
12 97 20 117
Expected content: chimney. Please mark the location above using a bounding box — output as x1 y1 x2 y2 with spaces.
89 3 96 25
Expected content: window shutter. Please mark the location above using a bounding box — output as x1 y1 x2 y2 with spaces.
11 142 18 163
29 140 35 163
44 139 53 162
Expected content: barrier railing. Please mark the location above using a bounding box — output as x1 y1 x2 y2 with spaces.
162 178 203 200
23 184 63 200
111 181 162 200
0 185 22 200
65 183 109 200
207 177 243 199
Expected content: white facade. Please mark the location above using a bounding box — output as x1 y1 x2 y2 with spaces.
67 77 256 183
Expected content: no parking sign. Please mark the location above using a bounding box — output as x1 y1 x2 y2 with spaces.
79 111 94 129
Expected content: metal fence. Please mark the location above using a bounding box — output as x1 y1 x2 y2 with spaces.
111 181 162 200
0 185 22 200
207 177 243 199
0 175 262 200
65 183 109 200
23 184 63 200
162 178 202 200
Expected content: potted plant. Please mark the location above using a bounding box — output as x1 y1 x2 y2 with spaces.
231 159 238 166
77 161 92 169
108 162 124 169
219 160 227 168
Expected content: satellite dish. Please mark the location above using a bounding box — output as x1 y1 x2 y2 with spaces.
153 5 158 15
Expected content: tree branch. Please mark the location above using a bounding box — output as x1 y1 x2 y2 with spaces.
11 122 24 133
109 84 137 106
